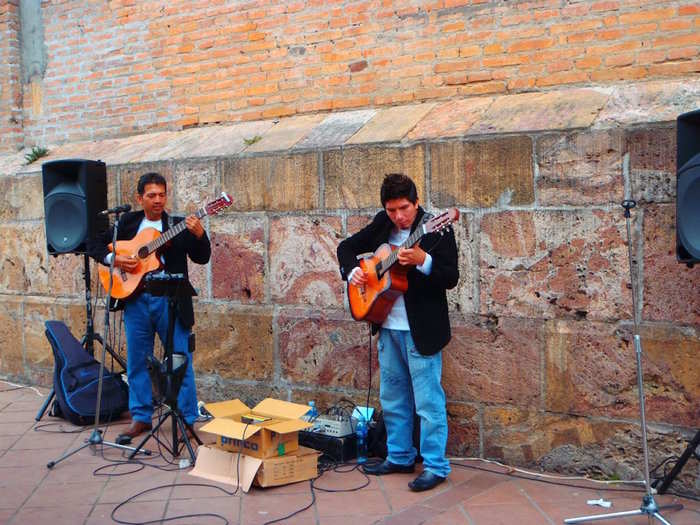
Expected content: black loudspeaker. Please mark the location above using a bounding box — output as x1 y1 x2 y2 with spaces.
42 159 108 254
676 110 700 265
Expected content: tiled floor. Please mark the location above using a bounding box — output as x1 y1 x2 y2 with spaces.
0 384 698 525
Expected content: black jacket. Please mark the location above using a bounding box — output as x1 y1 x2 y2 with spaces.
337 207 458 355
88 210 211 328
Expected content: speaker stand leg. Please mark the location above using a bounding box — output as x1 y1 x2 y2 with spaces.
35 388 55 421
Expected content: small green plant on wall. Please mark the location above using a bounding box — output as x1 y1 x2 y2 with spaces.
24 146 49 164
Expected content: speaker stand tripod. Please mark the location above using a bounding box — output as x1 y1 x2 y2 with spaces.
565 200 682 524
36 252 127 421
128 273 202 464
47 210 147 468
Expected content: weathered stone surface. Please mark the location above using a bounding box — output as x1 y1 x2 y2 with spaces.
196 375 286 406
294 109 376 149
480 210 631 321
245 114 325 153
597 79 700 126
627 127 676 204
447 214 476 315
444 316 542 406
192 303 274 381
161 121 274 160
278 308 378 390
269 215 344 308
538 425 699 494
407 98 493 140
116 162 174 208
347 213 375 236
47 253 85 298
324 145 425 209
210 215 265 303
643 204 700 324
222 152 318 211
188 258 209 301
0 150 31 178
536 130 625 206
23 300 54 369
0 296 24 375
0 173 43 221
347 103 436 144
288 389 381 417
471 89 608 134
172 159 220 214
431 137 534 208
0 223 49 295
483 407 627 466
446 402 480 457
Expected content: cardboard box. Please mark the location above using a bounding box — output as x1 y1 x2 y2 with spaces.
190 445 319 492
200 398 312 459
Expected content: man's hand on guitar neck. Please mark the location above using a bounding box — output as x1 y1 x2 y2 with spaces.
397 246 427 267
185 215 205 239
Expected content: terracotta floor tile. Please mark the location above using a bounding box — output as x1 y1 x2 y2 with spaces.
423 471 506 510
165 496 240 523
315 488 391 517
97 500 168 525
10 504 94 525
463 501 551 525
23 480 106 508
0 482 40 510
241 492 316 524
0 465 49 486
421 504 471 525
0 447 71 468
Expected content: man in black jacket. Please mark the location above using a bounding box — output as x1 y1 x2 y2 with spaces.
337 173 458 492
90 173 211 442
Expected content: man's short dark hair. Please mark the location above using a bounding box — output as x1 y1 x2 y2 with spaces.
137 172 167 195
380 173 418 207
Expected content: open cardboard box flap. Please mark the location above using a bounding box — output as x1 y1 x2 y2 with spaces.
204 399 249 418
189 445 262 492
199 418 264 441
252 398 311 420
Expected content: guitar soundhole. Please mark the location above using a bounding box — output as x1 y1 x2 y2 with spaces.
137 246 149 258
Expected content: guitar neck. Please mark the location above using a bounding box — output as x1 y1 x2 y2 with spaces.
377 226 425 277
145 208 206 254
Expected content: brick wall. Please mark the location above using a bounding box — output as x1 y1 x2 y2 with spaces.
4 0 699 149
0 1 22 152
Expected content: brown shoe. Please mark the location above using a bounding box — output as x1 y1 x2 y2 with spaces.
115 420 152 445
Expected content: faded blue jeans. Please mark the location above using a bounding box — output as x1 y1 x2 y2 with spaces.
377 328 450 478
123 292 198 425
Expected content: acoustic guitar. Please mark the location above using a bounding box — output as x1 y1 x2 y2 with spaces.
347 208 459 324
98 193 232 299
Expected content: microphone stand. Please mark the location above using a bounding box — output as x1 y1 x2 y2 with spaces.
48 208 148 468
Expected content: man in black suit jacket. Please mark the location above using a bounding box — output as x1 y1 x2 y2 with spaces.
337 173 458 492
90 172 211 442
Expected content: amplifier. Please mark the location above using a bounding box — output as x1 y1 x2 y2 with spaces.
304 414 356 437
299 430 357 463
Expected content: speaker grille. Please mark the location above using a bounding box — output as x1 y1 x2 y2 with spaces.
677 160 700 260
45 193 88 253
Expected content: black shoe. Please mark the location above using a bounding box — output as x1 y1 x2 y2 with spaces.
362 460 415 475
408 470 446 492
115 420 152 445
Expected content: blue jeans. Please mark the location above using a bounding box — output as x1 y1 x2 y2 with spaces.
123 293 198 425
378 328 450 478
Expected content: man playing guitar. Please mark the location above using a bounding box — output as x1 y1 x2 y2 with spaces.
89 172 211 443
337 173 459 492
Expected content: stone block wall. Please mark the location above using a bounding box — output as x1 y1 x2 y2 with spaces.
1 80 699 493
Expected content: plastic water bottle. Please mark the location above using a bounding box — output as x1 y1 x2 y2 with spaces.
306 400 318 420
356 416 368 464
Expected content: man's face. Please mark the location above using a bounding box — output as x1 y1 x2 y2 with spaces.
385 197 419 230
137 182 167 221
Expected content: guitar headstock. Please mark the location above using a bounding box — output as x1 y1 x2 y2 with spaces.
203 192 233 216
424 208 459 234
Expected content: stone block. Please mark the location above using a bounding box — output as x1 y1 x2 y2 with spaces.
446 402 480 458
324 145 425 209
407 98 494 140
47 253 85 298
222 152 318 211
210 215 265 303
627 127 676 204
444 316 542 406
171 159 220 214
0 223 49 295
294 109 376 149
245 114 325 153
347 213 375 236
0 296 23 375
0 173 43 221
347 103 437 144
192 303 274 381
164 121 275 160
643 204 700 324
480 210 632 321
269 215 344 308
471 89 608 134
278 308 378 390
430 137 534 208
23 300 54 369
536 130 625 206
196 376 287 407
